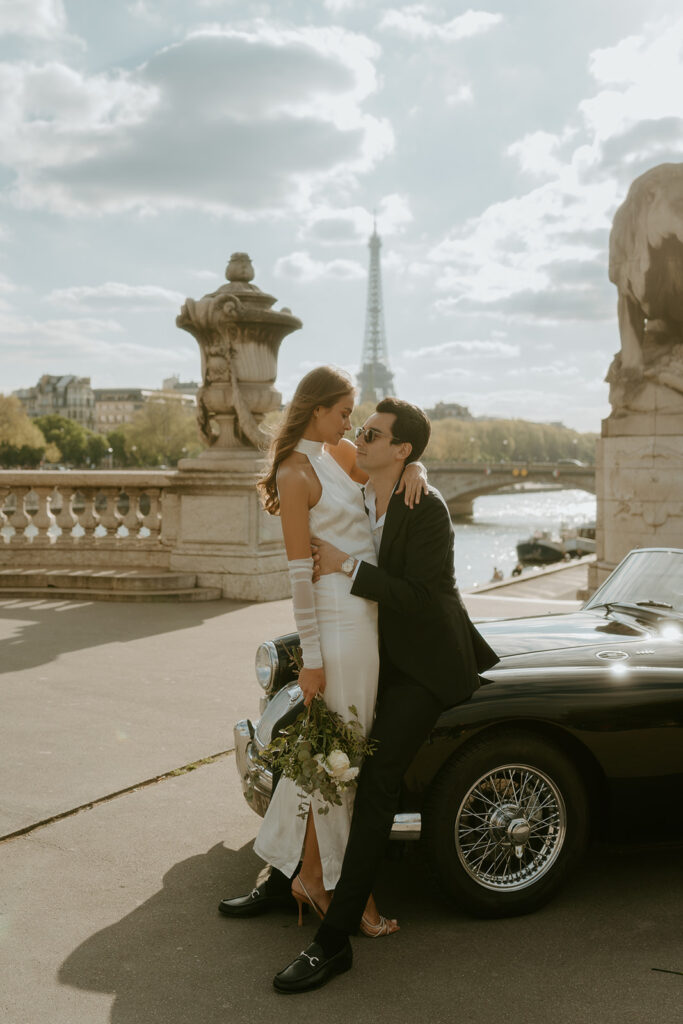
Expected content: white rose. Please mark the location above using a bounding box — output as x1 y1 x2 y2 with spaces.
326 749 351 778
338 766 359 783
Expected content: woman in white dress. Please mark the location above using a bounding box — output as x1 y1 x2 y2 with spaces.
253 366 424 936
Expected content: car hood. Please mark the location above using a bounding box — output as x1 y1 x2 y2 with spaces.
476 610 647 659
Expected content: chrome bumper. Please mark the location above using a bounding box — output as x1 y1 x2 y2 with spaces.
234 718 422 840
234 719 272 819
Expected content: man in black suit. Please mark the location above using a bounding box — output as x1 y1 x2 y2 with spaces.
273 398 498 993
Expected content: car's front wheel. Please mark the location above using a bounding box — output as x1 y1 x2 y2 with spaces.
422 732 589 918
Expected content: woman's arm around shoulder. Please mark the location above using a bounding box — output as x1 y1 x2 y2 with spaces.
327 436 368 484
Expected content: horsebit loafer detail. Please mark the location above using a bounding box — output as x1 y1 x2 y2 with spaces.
273 940 353 994
218 884 295 918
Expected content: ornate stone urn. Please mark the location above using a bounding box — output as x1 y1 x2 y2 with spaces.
176 253 301 456
169 253 300 601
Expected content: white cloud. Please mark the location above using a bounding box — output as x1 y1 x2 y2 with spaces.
0 309 197 389
301 193 413 245
0 61 159 171
446 86 473 106
45 282 185 313
429 176 615 308
507 129 575 178
405 339 519 358
1 24 392 217
0 0 66 39
273 251 365 282
428 14 683 330
0 273 18 311
324 0 360 11
126 1 164 24
580 17 683 177
379 7 503 43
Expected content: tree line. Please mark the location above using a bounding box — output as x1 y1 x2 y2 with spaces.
1 392 597 469
349 402 597 465
0 395 201 468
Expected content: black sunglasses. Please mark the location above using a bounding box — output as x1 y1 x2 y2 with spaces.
355 426 406 445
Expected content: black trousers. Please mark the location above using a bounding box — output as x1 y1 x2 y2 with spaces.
323 666 444 934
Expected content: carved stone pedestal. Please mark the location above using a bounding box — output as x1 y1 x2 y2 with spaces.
589 410 683 592
168 452 289 601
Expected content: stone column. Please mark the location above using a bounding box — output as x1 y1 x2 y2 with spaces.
589 164 683 592
590 377 683 592
171 254 302 600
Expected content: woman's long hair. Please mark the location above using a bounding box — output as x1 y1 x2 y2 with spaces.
258 366 354 515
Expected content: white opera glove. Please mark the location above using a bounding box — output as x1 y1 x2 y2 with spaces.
288 557 323 670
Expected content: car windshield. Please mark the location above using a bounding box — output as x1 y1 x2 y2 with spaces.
585 548 683 615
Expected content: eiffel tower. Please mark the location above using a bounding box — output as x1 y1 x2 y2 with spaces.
357 221 395 403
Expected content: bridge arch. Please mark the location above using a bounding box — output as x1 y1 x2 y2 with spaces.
426 463 596 518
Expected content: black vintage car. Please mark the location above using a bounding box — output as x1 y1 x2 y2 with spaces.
234 547 683 918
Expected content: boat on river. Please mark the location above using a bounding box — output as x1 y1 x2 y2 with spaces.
516 522 596 565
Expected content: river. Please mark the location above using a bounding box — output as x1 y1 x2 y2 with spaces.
453 487 597 590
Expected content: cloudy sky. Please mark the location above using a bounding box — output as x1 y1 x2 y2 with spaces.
2 0 683 431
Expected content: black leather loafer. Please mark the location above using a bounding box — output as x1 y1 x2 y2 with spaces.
218 883 295 918
273 940 352 994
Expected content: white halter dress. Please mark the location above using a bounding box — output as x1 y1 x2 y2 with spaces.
253 439 379 889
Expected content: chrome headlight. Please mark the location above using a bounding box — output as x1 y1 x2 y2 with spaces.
255 641 279 691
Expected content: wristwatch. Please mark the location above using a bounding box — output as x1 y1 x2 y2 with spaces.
341 555 357 577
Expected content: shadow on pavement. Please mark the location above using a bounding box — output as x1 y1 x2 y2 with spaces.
57 839 683 1023
56 841 438 1023
0 598 250 676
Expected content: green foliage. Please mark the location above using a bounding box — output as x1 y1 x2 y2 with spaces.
0 394 46 445
85 433 109 466
253 694 377 818
34 414 81 464
251 402 596 466
33 414 113 467
106 429 129 466
0 395 48 467
0 442 44 468
425 418 597 464
117 400 202 467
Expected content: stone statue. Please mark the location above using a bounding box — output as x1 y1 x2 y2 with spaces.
607 162 683 416
589 162 683 595
176 253 301 452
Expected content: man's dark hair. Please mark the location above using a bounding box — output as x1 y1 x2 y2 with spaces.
376 397 431 464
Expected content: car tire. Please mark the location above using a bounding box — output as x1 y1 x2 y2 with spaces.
422 731 589 918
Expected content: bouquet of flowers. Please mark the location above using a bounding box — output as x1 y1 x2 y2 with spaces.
255 693 377 819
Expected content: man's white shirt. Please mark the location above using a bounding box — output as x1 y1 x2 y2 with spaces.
350 481 386 580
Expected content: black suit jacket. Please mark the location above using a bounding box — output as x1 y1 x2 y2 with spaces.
351 485 498 707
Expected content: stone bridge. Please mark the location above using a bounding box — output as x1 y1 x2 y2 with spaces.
427 462 596 517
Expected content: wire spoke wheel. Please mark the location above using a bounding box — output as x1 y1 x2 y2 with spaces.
454 763 567 892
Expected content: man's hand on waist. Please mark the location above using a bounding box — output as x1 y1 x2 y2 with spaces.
311 537 356 579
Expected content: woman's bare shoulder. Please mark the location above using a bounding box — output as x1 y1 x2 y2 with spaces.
276 454 314 493
327 436 357 470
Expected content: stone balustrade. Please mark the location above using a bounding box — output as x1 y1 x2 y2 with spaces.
0 471 177 570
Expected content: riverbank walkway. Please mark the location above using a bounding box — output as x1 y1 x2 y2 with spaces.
3 555 677 1024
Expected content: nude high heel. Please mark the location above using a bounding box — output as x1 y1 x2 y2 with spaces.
360 913 400 937
291 875 325 927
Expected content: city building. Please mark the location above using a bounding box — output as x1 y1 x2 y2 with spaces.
426 402 473 421
162 375 199 395
93 388 146 434
94 383 197 434
14 375 96 430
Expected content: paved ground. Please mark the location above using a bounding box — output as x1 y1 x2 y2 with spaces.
1 572 681 1023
